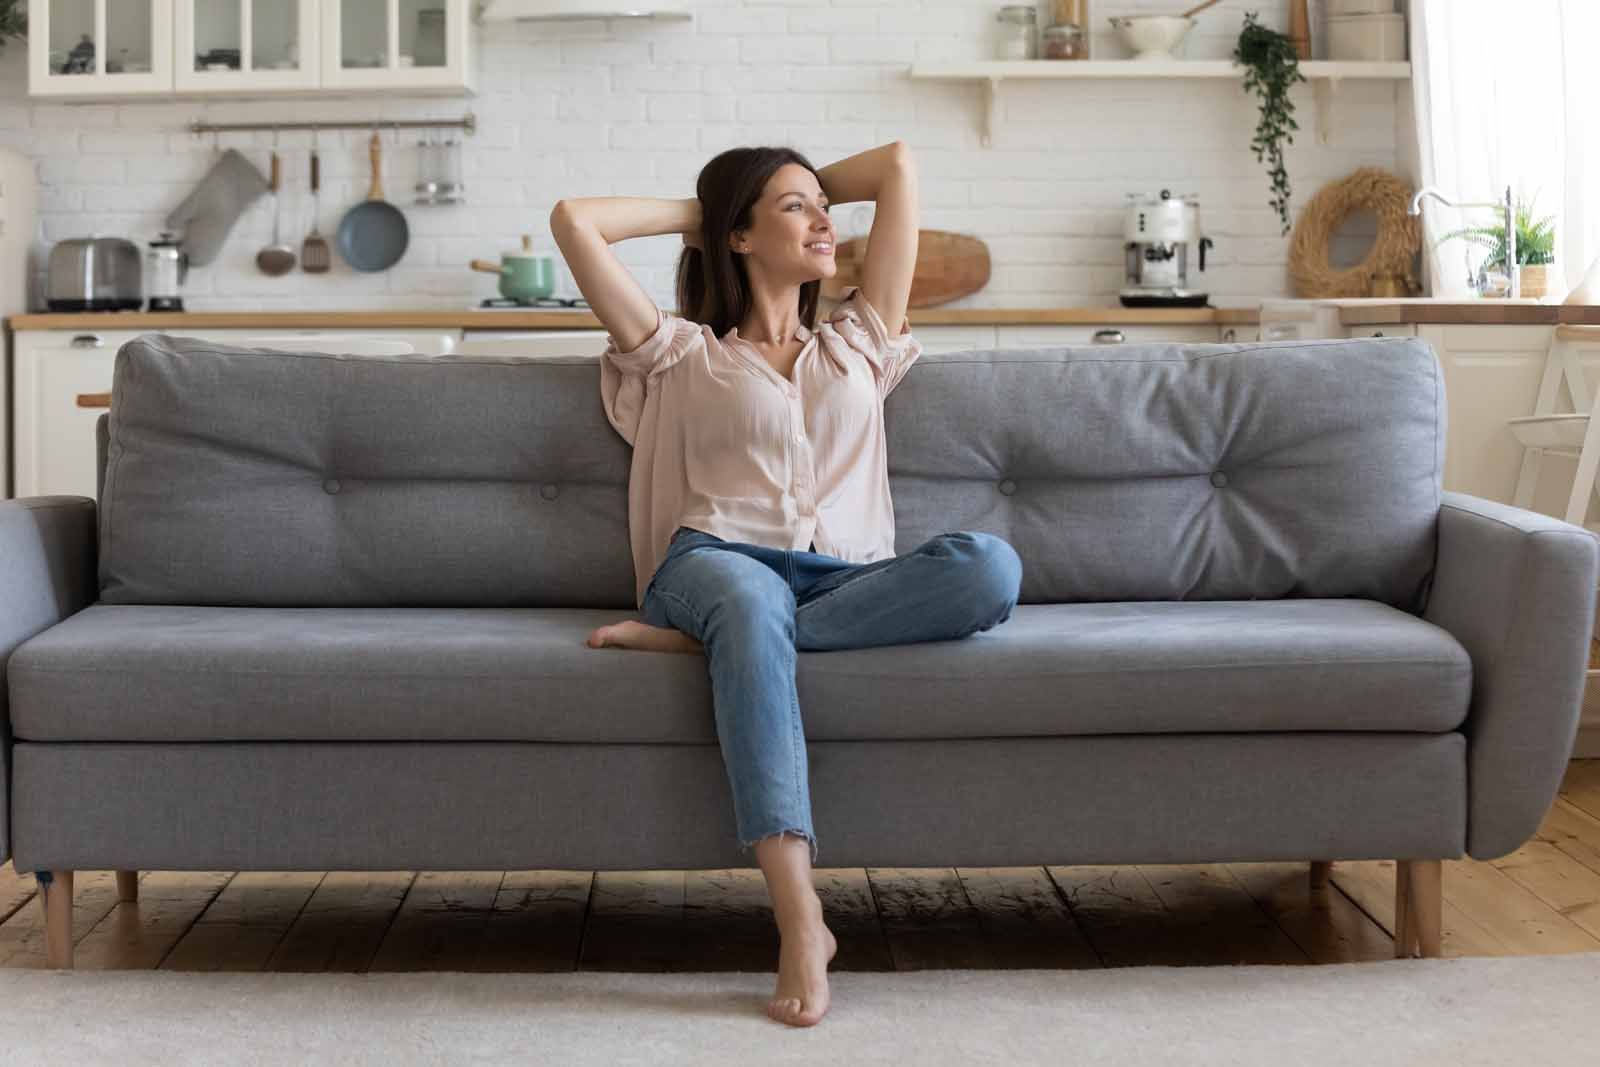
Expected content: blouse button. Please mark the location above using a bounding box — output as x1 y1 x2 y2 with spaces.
322 478 341 494
540 483 560 500
998 479 1016 496
1210 471 1228 488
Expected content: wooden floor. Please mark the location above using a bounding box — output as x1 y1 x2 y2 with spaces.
5 761 1600 973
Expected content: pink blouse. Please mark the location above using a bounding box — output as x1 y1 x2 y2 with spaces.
600 286 924 611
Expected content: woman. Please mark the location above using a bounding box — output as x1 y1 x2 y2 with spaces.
550 141 1022 1028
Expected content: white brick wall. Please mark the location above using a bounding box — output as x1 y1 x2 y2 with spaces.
0 0 1412 312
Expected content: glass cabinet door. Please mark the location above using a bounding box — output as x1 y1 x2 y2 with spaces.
176 0 318 90
322 0 472 91
30 0 173 96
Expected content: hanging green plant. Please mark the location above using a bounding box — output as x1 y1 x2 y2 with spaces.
0 0 25 56
1234 11 1306 236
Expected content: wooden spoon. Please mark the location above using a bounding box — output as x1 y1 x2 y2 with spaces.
1180 0 1223 17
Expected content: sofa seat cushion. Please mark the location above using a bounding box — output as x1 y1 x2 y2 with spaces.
9 600 1470 743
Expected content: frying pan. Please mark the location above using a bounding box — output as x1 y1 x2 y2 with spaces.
336 131 409 271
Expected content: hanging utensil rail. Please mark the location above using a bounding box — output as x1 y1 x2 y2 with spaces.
189 114 476 135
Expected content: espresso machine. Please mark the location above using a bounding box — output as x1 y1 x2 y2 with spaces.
1120 189 1214 307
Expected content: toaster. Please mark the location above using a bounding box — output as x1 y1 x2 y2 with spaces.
47 235 143 311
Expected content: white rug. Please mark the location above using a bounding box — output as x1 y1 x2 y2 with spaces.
7 954 1600 1065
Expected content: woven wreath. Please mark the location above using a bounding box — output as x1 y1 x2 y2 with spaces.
1288 167 1421 297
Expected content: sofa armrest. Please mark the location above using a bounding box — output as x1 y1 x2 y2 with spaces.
1423 490 1600 859
0 497 98 864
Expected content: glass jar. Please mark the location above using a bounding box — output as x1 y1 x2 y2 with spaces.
995 5 1038 61
1042 23 1085 59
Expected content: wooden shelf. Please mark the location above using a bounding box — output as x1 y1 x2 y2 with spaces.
909 60 1411 80
907 59 1413 147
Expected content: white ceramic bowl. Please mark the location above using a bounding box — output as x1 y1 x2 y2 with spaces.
1109 15 1197 60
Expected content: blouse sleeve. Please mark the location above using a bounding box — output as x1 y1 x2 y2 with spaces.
598 307 700 447
827 286 923 400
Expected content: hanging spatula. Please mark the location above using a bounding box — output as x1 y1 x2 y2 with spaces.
301 142 331 273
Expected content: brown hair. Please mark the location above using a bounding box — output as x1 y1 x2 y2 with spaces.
675 146 823 338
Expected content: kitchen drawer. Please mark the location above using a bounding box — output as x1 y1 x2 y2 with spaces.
995 325 1221 347
457 331 609 358
1345 324 1418 339
912 326 998 354
210 329 460 355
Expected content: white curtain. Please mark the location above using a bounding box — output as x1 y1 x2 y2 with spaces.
1410 0 1600 300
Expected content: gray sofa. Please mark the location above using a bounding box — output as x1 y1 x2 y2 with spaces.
4 332 1596 971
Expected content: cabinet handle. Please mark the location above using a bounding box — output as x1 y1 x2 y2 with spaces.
1221 328 1237 342
1371 331 1385 337
76 392 112 408
70 334 105 348
1092 329 1125 344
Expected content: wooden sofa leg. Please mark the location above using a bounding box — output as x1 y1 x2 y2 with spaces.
1394 859 1442 958
38 870 75 970
116 870 139 902
1309 861 1332 891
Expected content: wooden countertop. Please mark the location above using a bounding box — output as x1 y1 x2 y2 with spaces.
4 306 1262 330
1330 301 1600 326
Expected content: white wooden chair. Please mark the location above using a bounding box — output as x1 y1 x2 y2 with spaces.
1510 326 1600 528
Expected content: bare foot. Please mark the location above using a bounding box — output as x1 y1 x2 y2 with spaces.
767 908 837 1027
585 619 704 654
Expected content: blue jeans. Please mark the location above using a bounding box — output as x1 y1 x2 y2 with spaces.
639 525 1024 864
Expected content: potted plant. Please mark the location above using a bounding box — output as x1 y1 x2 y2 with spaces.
1435 196 1557 299
1234 11 1305 236
0 0 24 57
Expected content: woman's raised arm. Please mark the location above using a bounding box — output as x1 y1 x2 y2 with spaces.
549 197 702 354
815 141 920 337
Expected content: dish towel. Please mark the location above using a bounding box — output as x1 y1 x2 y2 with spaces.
164 149 269 268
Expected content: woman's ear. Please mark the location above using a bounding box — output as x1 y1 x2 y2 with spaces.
728 229 747 254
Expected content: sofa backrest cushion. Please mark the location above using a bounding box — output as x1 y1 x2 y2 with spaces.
97 333 1443 610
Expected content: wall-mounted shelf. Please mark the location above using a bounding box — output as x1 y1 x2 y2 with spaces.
908 60 1413 147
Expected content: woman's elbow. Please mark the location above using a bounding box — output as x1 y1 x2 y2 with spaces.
550 200 582 237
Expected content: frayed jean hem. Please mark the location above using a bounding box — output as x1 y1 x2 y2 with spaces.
740 828 819 866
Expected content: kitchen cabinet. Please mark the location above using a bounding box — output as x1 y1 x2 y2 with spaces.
28 0 175 98
457 330 609 358
319 0 475 94
1343 324 1418 339
10 327 459 499
916 324 1223 353
996 324 1221 347
29 0 474 100
1415 324 1575 514
175 0 320 92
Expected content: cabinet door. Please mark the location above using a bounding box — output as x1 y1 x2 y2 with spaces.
1344 324 1418 339
320 0 474 93
1421 325 1559 506
13 330 129 500
29 0 174 97
912 326 996 354
457 331 608 358
995 324 1221 347
216 328 460 354
175 0 319 92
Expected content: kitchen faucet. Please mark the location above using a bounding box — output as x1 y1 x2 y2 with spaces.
1408 185 1518 299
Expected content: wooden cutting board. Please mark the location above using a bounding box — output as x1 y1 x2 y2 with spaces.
820 229 991 307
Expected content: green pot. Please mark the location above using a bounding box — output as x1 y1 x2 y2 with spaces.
470 235 556 301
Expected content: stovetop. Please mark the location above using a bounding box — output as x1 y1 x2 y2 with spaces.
476 297 590 309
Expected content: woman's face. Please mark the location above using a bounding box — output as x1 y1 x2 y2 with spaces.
731 162 837 282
